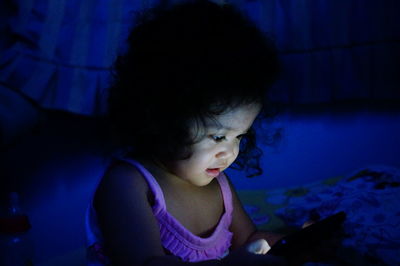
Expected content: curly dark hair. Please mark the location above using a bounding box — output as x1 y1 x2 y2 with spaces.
108 0 280 177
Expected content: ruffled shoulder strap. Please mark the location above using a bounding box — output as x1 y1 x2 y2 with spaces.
216 172 234 215
119 158 166 215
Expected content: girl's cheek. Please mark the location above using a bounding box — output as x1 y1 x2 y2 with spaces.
234 142 240 156
228 146 239 164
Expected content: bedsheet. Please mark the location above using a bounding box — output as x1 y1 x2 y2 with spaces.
238 165 400 265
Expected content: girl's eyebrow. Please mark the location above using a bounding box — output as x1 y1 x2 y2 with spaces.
207 124 250 134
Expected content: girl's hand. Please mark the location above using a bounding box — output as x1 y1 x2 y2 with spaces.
246 239 271 255
222 241 288 266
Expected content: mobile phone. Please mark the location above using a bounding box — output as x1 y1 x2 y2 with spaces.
267 211 346 257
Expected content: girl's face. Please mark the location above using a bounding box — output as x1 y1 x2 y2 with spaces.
164 103 261 187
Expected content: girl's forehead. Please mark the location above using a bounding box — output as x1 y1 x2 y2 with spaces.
204 103 261 130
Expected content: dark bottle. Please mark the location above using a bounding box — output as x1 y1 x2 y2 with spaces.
0 192 34 266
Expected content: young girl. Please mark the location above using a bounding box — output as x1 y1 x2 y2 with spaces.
86 1 287 265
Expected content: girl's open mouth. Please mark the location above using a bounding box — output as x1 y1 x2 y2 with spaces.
206 168 220 177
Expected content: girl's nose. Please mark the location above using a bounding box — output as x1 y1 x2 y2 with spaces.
216 143 238 160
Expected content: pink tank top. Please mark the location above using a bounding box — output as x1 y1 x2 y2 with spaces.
85 158 233 264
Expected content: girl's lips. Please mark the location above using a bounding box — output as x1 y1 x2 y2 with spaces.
206 168 220 177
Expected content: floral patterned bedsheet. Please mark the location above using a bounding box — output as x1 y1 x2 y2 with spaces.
238 165 400 265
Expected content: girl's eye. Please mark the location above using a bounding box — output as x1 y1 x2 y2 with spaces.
210 134 246 143
237 133 247 140
210 135 226 142
237 134 246 139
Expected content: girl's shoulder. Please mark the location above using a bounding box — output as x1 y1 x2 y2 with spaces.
94 159 150 210
92 159 167 264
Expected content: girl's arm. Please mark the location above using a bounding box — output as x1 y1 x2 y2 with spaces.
225 176 284 249
94 161 168 265
246 230 285 247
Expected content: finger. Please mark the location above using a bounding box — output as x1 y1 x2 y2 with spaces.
246 239 271 255
301 220 315 229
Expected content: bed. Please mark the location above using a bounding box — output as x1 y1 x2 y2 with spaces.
238 165 400 265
